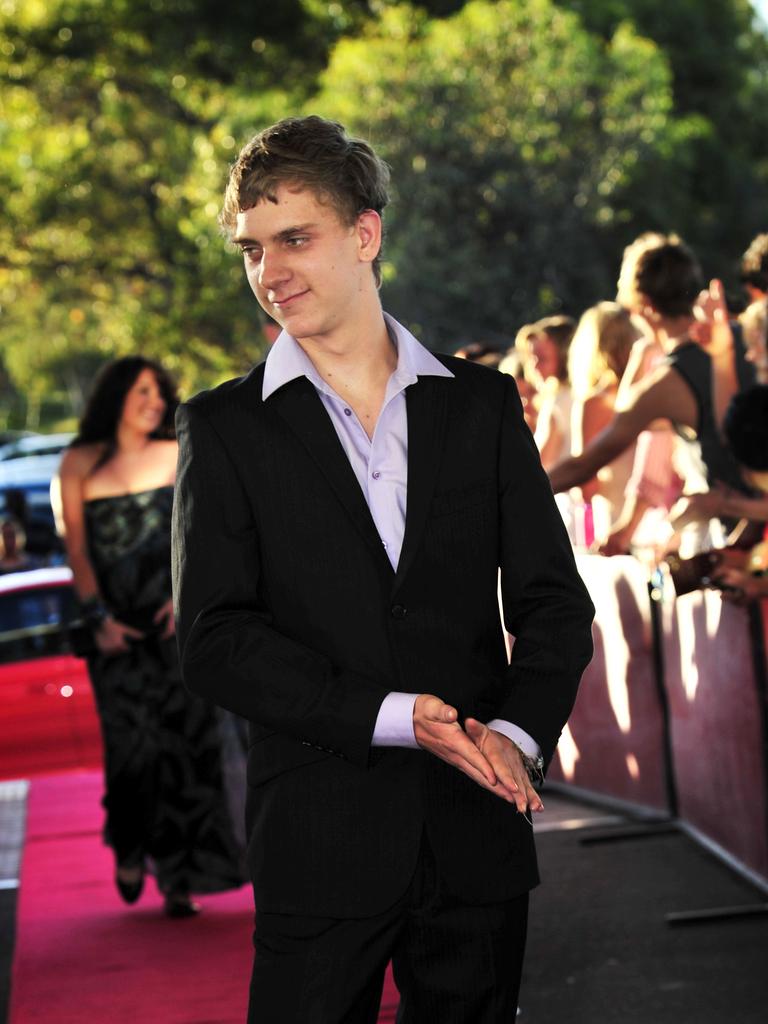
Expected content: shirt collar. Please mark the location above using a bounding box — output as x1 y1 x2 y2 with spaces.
262 312 453 401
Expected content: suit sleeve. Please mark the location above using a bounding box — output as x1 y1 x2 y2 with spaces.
171 400 390 768
495 377 595 767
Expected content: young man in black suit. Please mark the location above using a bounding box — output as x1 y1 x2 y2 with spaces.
172 116 594 1023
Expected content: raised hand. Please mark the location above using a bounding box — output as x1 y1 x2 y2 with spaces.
691 278 734 356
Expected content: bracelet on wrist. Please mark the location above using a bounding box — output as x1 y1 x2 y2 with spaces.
80 596 110 630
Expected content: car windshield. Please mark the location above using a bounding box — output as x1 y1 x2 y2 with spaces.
0 585 78 664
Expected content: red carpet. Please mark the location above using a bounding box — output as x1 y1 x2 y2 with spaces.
10 771 400 1023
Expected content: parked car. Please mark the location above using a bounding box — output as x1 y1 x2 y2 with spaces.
0 432 74 462
0 566 102 780
0 430 37 451
0 437 73 558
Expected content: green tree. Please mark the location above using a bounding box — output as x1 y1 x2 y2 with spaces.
0 0 341 427
555 0 768 288
314 0 701 345
3 0 766 425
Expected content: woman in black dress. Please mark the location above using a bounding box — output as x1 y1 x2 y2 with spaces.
58 357 245 917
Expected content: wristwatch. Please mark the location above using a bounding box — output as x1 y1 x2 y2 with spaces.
516 745 545 785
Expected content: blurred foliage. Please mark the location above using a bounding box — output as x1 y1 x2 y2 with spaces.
556 0 768 290
0 0 311 428
314 0 705 344
0 0 469 426
0 0 766 424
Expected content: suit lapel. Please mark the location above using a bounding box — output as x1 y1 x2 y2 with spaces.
394 376 450 590
268 376 394 575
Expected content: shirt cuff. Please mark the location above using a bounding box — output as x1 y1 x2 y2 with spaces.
371 692 421 748
486 719 542 760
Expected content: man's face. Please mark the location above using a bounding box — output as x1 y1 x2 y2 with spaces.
233 185 378 343
531 333 561 383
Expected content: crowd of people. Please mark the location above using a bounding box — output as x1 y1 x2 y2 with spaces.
456 230 768 601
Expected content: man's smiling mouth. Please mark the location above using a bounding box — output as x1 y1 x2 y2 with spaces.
271 290 309 309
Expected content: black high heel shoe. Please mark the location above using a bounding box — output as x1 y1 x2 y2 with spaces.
163 893 201 919
115 866 145 905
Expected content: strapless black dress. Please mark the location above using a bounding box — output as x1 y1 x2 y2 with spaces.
84 486 246 895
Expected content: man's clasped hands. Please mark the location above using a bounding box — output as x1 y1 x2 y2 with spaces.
413 694 543 816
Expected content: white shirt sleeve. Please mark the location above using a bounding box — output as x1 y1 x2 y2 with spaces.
486 719 542 760
370 691 420 747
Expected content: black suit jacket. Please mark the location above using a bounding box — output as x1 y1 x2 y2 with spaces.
172 355 594 916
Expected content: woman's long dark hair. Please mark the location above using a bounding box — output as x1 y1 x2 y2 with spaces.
70 356 179 472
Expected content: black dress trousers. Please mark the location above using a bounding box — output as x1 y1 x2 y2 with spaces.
248 832 529 1024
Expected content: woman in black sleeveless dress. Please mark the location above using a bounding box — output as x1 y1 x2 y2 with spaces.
58 357 245 916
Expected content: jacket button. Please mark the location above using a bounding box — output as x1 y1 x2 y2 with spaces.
391 605 407 619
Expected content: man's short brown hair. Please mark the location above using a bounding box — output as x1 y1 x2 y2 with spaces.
531 315 576 350
627 236 702 318
220 116 391 285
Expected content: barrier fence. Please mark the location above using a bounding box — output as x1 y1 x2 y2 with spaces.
547 553 768 889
